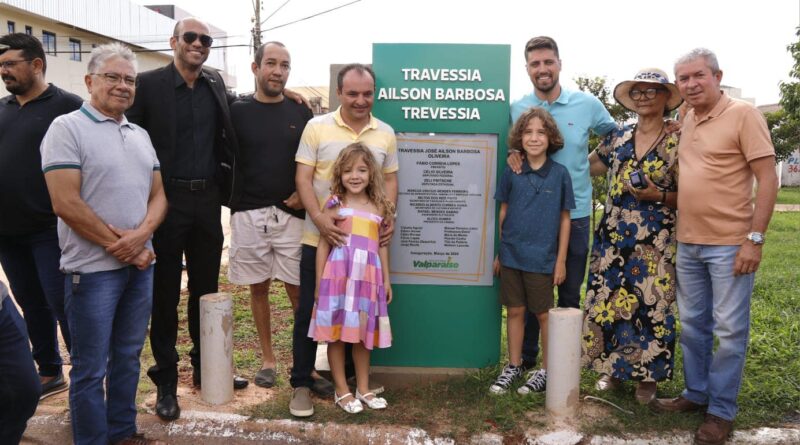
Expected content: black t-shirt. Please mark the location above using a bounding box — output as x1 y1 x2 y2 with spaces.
230 95 313 218
0 84 82 235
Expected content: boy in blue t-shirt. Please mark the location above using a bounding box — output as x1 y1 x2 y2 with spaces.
491 107 575 395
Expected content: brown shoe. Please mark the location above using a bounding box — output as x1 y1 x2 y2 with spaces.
635 382 657 405
114 433 167 445
651 395 707 413
694 414 733 445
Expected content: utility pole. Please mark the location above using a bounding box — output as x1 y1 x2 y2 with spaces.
252 0 262 53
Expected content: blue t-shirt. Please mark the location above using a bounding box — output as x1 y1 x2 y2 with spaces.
510 88 615 219
495 159 575 273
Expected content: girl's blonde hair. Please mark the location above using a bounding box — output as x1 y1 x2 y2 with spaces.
330 142 396 219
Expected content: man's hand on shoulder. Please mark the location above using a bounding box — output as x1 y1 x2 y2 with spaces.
284 88 311 109
507 150 524 174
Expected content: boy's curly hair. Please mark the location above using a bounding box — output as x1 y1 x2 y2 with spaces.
508 107 564 155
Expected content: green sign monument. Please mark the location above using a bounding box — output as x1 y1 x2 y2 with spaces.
372 43 510 368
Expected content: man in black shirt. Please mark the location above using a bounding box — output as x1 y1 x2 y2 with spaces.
0 33 81 399
228 42 313 389
126 17 246 422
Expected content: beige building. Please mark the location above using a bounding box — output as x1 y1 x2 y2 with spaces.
0 0 233 99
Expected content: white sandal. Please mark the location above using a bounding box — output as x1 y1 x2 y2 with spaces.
355 389 388 410
334 392 363 414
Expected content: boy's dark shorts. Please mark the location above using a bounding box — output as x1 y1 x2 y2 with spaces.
499 265 554 314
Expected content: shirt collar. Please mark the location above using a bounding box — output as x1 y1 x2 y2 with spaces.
333 106 377 134
689 91 730 124
522 157 553 177
4 83 57 106
172 63 209 88
79 101 132 127
530 87 570 106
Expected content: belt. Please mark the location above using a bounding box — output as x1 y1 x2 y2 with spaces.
170 178 209 191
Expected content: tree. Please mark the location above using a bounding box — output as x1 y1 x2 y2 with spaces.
774 26 800 163
574 76 633 228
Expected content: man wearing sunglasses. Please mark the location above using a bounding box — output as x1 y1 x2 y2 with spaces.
0 33 81 402
126 17 247 422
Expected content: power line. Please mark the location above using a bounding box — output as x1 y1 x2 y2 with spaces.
261 0 291 25
261 0 362 33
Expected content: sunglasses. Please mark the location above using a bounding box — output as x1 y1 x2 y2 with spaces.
176 32 213 48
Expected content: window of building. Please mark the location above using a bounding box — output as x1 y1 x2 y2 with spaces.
69 38 81 61
25 26 32 35
42 31 56 56
7 21 15 34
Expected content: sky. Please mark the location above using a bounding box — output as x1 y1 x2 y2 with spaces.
138 0 800 106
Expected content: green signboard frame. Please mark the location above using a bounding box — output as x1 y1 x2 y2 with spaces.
372 43 510 368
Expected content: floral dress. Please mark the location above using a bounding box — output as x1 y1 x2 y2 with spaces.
582 124 678 382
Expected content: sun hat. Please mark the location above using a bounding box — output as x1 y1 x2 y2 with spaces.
613 68 683 113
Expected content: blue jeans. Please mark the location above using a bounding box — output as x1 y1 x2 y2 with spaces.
522 216 590 364
0 296 42 444
677 242 754 421
66 266 153 445
0 227 70 376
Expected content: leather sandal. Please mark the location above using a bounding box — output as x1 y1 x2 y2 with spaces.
355 389 387 409
334 392 363 414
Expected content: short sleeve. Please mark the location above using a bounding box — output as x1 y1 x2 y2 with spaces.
382 133 399 174
494 167 512 203
590 95 616 136
561 169 575 211
739 107 775 162
295 122 320 166
41 117 81 173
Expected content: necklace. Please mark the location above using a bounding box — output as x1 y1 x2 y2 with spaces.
632 123 665 168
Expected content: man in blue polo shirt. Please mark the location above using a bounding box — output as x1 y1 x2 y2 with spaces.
509 36 616 371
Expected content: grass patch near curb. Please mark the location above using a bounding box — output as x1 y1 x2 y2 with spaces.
777 186 800 205
136 212 799 441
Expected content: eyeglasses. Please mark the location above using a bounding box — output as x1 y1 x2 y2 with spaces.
176 32 213 48
92 72 136 87
0 59 32 69
629 87 666 100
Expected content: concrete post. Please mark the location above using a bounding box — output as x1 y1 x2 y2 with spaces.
200 292 234 405
545 307 583 417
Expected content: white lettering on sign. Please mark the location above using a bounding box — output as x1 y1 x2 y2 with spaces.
401 107 481 120
401 68 483 82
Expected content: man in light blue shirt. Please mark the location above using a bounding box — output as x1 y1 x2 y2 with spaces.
509 36 616 370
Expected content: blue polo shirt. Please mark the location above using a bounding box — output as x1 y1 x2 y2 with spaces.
511 88 615 219
495 159 575 273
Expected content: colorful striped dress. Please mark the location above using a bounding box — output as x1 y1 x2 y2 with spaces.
308 199 392 350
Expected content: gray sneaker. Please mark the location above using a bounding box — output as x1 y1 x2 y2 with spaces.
289 387 314 417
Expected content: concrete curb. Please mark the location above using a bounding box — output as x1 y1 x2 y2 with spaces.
22 409 800 445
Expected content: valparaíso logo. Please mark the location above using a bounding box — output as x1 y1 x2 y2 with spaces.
412 257 459 269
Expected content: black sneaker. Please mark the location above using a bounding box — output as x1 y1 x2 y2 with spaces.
489 364 524 394
40 371 68 400
518 368 547 394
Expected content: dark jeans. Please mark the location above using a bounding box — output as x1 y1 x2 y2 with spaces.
0 227 70 377
522 216 590 365
0 296 42 445
147 185 223 386
290 245 353 388
66 266 153 444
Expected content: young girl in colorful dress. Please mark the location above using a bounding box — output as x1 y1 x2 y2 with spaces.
308 142 395 414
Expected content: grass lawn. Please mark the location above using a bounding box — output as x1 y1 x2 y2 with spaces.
777 186 800 205
138 211 800 440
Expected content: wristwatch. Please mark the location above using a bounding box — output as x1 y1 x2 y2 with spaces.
746 232 765 245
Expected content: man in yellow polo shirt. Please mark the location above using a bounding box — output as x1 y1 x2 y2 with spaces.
290 64 398 417
653 48 778 445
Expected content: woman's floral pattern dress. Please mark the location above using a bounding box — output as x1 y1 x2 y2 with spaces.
582 124 679 383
